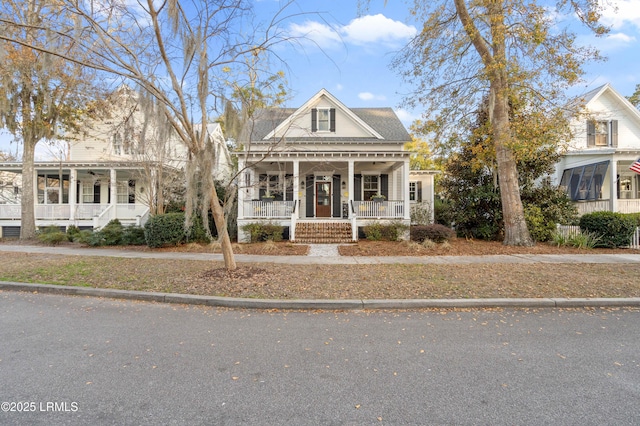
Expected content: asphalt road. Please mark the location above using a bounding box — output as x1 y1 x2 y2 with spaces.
1 292 639 425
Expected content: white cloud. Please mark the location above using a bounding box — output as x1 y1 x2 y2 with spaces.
288 21 342 49
335 84 344 91
577 29 636 53
287 14 417 51
606 32 636 43
342 14 417 47
600 0 640 30
358 92 386 101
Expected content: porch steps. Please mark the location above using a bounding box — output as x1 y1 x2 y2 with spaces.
294 222 353 244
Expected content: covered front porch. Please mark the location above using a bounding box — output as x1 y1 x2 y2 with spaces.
557 151 640 215
236 152 411 242
0 162 150 236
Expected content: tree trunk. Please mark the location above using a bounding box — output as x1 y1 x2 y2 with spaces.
209 185 237 270
20 138 37 239
491 80 533 246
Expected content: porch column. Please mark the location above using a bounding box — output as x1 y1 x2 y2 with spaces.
110 169 117 206
69 169 77 221
403 159 411 220
248 167 256 200
348 160 354 217
292 159 300 242
237 158 245 220
293 160 300 208
610 155 618 212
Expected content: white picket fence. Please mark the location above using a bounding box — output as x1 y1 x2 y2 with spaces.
555 224 640 249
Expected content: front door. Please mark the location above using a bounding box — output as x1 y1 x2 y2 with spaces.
316 182 331 217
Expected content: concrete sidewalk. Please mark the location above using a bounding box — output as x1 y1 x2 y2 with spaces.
2 243 640 265
2 244 640 310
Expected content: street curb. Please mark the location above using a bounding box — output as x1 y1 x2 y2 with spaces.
2 281 640 310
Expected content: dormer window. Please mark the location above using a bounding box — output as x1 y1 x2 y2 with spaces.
113 133 122 155
311 108 336 133
587 120 618 147
318 108 330 131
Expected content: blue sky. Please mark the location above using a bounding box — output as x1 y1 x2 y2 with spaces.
2 0 639 159
261 0 640 121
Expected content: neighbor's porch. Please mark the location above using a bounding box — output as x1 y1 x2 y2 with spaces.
0 162 150 236
559 153 640 215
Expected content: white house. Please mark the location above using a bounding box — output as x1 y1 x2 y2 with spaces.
0 86 232 237
553 83 640 215
236 89 436 243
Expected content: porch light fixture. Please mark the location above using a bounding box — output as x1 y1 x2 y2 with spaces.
300 181 305 188
341 181 346 189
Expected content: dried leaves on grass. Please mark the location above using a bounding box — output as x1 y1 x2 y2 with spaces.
2 252 640 300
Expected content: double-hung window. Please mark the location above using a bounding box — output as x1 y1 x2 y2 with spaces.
317 109 330 131
363 175 379 200
311 108 336 132
409 181 422 202
587 120 618 147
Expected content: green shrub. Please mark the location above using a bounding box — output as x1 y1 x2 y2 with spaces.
524 205 556 242
144 213 188 248
410 224 455 243
36 226 67 246
568 231 602 249
579 211 637 248
363 222 384 241
121 226 147 245
624 212 640 227
99 219 124 246
66 225 81 242
185 215 211 244
410 202 433 226
363 221 408 241
241 222 283 243
76 230 95 245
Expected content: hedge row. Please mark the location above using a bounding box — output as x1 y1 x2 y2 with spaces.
579 211 637 248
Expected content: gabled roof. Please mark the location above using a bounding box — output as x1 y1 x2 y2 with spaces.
243 89 410 143
579 83 640 122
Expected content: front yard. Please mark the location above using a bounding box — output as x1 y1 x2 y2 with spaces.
1 239 640 300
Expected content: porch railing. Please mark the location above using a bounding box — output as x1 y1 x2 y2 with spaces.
618 199 640 214
0 204 21 219
575 200 611 215
0 203 148 225
35 204 71 219
75 204 109 219
576 199 640 215
242 200 295 219
352 200 404 218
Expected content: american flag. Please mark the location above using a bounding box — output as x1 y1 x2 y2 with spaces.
631 159 640 175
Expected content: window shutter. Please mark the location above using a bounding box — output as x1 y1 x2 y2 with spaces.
128 180 135 204
305 175 314 217
417 181 422 203
330 108 336 132
587 121 595 147
332 175 340 217
94 182 101 204
354 174 362 201
259 174 267 199
381 174 389 199
611 120 618 147
285 174 293 201
311 108 317 133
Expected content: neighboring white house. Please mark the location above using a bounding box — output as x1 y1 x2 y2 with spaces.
0 86 232 237
236 88 436 243
552 83 640 215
